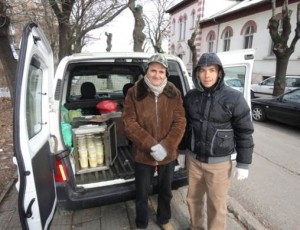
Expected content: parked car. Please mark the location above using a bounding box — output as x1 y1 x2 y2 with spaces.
251 75 300 97
251 88 300 127
13 23 255 229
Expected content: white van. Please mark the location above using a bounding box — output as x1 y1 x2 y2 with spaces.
251 75 300 97
13 22 255 229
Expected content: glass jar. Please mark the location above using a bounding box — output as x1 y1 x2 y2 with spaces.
77 135 86 149
79 157 88 169
86 134 95 149
95 137 104 165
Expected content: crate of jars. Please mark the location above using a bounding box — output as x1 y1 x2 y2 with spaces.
72 121 117 174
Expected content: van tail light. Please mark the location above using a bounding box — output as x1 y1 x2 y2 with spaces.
55 156 69 182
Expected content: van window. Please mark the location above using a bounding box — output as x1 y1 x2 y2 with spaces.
69 74 134 100
223 66 246 93
26 60 43 138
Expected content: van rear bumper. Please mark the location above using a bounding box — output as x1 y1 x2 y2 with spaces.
56 169 187 210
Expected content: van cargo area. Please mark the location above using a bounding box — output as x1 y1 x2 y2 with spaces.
57 59 187 196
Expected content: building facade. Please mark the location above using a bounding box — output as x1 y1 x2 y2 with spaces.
167 0 300 82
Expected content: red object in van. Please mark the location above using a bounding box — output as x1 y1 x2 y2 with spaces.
96 100 118 114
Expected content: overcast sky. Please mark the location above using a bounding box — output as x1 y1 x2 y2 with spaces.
83 1 181 53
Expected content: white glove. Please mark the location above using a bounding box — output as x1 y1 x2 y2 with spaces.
177 154 186 169
233 167 249 181
150 144 168 161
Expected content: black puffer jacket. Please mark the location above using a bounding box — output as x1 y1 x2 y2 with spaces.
184 53 254 166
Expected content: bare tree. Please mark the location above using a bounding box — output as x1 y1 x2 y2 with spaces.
268 0 300 96
49 0 131 60
129 0 145 52
0 0 58 100
188 18 200 69
143 0 171 53
0 0 17 101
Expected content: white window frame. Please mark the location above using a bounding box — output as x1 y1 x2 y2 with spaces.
244 25 254 49
223 30 231 51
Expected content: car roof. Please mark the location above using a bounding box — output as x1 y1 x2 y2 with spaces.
65 52 181 62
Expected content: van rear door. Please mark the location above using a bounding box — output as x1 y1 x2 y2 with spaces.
13 22 56 230
217 49 255 108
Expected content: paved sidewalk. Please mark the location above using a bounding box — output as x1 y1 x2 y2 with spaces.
0 181 266 230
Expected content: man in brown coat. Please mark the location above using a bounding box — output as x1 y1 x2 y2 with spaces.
122 54 186 230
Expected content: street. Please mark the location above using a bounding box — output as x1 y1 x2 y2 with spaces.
1 184 247 229
0 121 299 229
230 120 300 229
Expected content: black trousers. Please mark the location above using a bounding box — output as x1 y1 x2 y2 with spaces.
134 161 175 228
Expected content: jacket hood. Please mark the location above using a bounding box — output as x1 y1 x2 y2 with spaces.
192 53 225 91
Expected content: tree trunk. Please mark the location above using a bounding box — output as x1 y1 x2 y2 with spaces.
154 36 164 53
58 22 72 60
269 0 300 96
274 55 290 96
0 3 17 102
188 28 198 69
129 2 145 52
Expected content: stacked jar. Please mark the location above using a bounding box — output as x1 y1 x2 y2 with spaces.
95 135 104 165
77 135 88 169
86 134 97 167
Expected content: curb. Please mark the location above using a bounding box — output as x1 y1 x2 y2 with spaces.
227 196 267 230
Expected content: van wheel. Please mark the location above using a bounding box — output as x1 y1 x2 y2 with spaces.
252 105 266 121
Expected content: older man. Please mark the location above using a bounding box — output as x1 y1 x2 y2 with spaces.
122 54 186 230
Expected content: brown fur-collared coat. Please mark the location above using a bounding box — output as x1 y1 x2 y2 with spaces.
122 78 186 166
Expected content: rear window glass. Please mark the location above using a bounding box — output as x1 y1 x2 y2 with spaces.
286 77 300 87
69 74 135 100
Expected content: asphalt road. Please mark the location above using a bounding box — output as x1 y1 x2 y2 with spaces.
229 121 300 229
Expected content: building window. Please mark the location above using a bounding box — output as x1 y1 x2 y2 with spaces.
221 27 233 52
189 50 192 63
172 19 176 35
179 19 183 41
244 25 254 49
183 18 186 40
207 31 215 53
223 30 231 51
171 45 175 55
191 10 195 29
241 21 257 50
